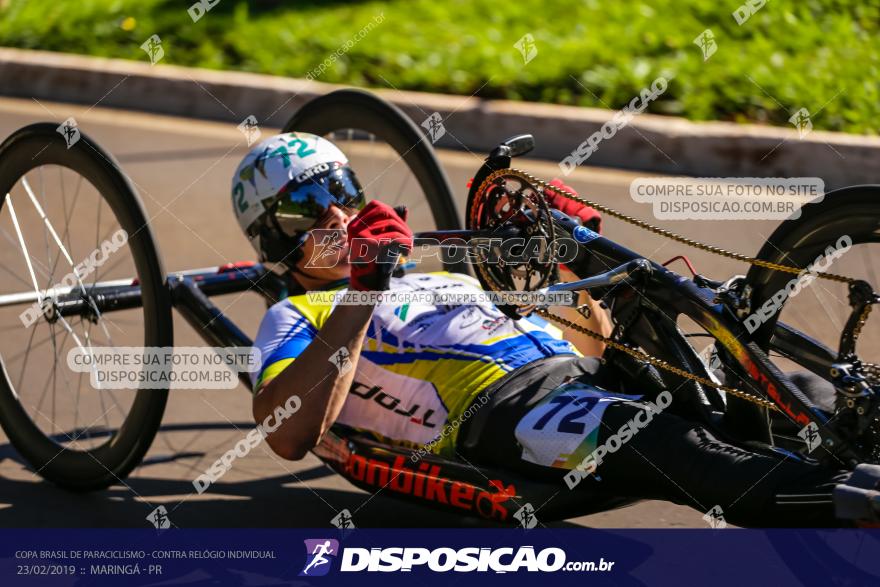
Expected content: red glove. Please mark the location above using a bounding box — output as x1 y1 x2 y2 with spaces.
544 179 602 233
347 201 413 291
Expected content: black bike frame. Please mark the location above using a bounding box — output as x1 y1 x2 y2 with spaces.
550 212 856 463
463 135 861 466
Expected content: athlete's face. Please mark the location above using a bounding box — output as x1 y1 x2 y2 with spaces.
295 204 355 282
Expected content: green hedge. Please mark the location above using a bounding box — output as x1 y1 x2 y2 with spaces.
2 0 878 134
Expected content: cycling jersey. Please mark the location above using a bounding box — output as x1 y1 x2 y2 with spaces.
251 272 580 455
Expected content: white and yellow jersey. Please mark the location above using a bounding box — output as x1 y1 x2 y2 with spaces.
251 272 579 455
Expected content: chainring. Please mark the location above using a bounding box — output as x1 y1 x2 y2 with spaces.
467 171 559 317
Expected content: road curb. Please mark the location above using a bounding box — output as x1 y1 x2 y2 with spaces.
2 48 878 189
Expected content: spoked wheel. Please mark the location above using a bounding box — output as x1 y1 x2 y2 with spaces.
745 186 880 457
0 123 172 491
284 89 466 274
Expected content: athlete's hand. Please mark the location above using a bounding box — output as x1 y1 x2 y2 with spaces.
347 200 413 291
544 179 602 233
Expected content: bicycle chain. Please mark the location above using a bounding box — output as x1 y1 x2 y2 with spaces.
852 305 874 349
489 168 857 283
853 305 879 387
474 168 879 409
865 362 880 385
535 308 781 411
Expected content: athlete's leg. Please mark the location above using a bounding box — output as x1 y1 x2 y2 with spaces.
463 366 847 527
590 402 847 527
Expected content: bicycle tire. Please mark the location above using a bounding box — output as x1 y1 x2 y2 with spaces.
737 186 880 441
0 123 173 491
747 186 880 348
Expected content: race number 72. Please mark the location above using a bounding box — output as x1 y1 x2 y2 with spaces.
531 395 599 435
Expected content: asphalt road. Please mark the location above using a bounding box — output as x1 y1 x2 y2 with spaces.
0 96 866 529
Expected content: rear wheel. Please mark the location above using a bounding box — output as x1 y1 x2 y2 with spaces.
747 186 880 356
745 186 880 451
0 123 172 491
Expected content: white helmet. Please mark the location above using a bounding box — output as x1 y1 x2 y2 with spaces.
231 132 364 270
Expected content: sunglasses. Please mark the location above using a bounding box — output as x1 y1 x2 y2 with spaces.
274 166 366 237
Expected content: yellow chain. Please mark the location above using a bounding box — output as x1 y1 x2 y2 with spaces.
852 304 874 345
535 309 781 411
486 168 858 284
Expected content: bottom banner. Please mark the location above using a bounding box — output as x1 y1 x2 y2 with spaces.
2 528 878 586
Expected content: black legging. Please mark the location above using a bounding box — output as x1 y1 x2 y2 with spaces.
460 357 848 527
591 403 846 527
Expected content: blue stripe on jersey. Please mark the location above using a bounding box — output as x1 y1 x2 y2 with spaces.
360 348 506 366
259 318 317 373
361 330 576 370
365 322 574 359
525 314 550 329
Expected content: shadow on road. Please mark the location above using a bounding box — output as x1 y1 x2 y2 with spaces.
0 422 583 529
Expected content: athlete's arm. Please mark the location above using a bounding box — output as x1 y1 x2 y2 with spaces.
254 201 412 461
545 182 608 355
557 281 612 356
253 304 373 460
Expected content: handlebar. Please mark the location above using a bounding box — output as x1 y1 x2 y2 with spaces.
540 259 653 295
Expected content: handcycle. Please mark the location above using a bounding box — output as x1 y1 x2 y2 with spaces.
0 89 878 524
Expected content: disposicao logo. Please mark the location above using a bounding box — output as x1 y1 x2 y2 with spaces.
300 538 339 576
